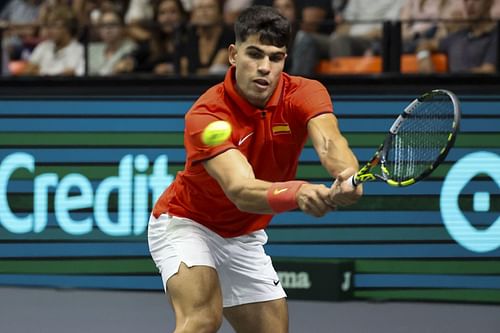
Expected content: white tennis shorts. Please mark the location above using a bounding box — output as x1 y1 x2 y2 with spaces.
148 214 286 307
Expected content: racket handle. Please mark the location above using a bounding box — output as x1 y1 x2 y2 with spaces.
348 175 359 188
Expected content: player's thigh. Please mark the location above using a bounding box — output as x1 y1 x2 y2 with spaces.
223 297 288 333
167 263 223 320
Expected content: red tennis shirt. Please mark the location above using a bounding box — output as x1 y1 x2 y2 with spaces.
152 66 333 237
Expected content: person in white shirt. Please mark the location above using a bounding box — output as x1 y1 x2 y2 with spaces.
22 5 84 76
329 0 406 58
88 9 136 76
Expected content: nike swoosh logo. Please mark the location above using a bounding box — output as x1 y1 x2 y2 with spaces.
273 280 280 286
273 188 288 195
238 132 254 146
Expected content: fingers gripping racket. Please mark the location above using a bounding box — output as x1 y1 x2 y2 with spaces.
349 89 461 188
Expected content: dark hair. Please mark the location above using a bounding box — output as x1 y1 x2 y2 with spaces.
149 0 187 66
234 5 291 48
153 0 188 22
98 8 125 26
46 5 79 36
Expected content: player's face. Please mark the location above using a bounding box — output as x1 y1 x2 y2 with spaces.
229 34 287 109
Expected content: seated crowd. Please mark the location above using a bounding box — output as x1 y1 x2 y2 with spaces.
0 0 498 77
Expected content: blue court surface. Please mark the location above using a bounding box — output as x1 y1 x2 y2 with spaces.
1 287 499 333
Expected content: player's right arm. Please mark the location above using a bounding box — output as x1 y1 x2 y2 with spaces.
203 149 333 217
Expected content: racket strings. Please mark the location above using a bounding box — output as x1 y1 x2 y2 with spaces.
387 94 455 181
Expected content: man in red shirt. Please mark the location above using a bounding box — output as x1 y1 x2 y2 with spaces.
149 5 362 333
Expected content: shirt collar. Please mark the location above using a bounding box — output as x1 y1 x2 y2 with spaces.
223 66 285 117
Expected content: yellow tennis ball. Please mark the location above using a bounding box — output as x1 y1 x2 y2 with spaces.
201 120 232 146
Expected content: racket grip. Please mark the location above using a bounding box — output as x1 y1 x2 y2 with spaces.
348 175 359 188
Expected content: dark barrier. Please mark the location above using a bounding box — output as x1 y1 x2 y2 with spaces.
273 260 355 301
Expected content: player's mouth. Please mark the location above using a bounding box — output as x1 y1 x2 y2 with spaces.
253 78 270 90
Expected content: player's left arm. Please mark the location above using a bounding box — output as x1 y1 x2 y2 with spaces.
203 149 332 217
308 113 363 206
203 149 271 212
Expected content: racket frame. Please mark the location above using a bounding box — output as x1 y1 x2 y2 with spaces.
351 89 461 187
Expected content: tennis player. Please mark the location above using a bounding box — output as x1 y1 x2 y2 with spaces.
148 5 362 332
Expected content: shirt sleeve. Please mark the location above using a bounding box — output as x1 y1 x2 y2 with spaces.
125 0 153 24
184 111 236 164
28 42 45 65
290 79 333 125
62 42 84 76
72 43 85 76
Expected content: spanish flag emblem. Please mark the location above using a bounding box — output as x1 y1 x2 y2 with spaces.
272 123 291 135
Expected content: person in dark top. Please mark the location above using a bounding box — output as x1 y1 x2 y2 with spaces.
417 0 497 73
179 0 235 75
439 23 497 73
114 0 188 74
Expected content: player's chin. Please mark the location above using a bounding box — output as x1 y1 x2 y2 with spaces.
247 92 269 107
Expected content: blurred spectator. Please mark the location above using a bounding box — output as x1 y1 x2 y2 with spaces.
417 0 497 73
72 0 130 29
179 0 194 12
0 0 41 26
331 0 348 14
272 0 298 72
114 0 188 74
329 0 406 58
400 0 465 53
88 8 136 75
179 0 234 75
273 0 296 24
21 5 84 76
125 0 153 24
491 0 500 18
287 1 335 76
0 0 42 67
124 0 154 41
223 0 252 25
300 2 334 34
119 0 192 42
38 0 73 38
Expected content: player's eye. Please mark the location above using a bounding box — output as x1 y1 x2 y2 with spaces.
270 54 285 62
247 50 263 59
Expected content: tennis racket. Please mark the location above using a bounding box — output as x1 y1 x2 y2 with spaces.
349 89 461 188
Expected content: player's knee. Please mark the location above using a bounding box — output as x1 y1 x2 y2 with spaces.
197 313 223 333
179 308 222 333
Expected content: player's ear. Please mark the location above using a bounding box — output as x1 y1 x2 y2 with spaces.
228 44 237 66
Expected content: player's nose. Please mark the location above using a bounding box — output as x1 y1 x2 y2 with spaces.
257 57 271 74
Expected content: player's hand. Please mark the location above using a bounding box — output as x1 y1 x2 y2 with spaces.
296 183 335 217
329 168 363 207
